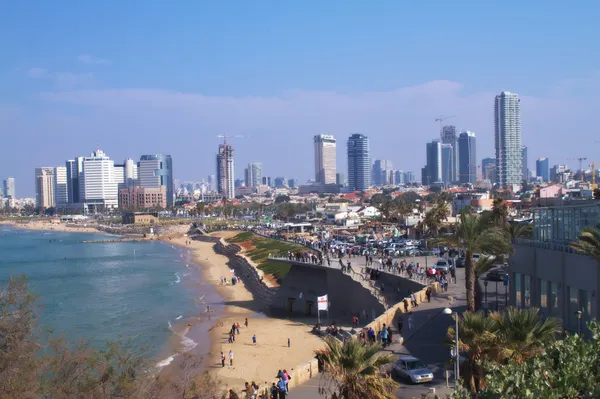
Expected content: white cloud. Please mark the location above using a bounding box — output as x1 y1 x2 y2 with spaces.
77 55 110 65
27 67 48 78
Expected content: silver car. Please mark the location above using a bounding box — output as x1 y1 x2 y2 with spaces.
393 356 434 383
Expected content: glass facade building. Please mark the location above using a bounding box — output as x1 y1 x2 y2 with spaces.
494 91 522 188
347 134 371 191
532 202 600 243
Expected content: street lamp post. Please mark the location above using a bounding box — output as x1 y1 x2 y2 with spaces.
444 308 459 388
576 309 583 335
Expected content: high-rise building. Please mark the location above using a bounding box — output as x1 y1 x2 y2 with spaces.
247 162 262 187
216 145 234 199
458 131 477 184
274 177 287 188
536 158 550 182
262 176 272 187
425 140 442 185
404 171 415 184
347 134 371 191
521 146 528 182
336 173 346 187
3 177 15 198
421 167 429 186
441 125 458 182
81 149 119 211
124 158 138 188
138 154 173 206
394 170 405 185
440 144 454 185
35 167 55 209
494 91 522 188
372 160 392 186
314 134 337 184
287 178 298 189
54 166 68 207
66 157 84 204
550 165 568 183
207 174 216 192
481 157 497 183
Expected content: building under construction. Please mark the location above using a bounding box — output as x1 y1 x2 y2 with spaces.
216 144 234 199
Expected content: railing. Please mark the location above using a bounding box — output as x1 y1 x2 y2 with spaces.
513 238 577 253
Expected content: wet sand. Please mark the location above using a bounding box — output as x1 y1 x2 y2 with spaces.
165 233 325 391
0 219 100 233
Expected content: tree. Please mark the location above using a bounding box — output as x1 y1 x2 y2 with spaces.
445 211 511 312
570 223 600 263
315 337 398 399
400 191 422 204
274 195 290 204
490 197 509 228
505 221 533 241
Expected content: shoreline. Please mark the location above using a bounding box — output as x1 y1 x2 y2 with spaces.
165 232 326 392
0 219 101 234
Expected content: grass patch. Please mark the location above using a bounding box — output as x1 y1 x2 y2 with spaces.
226 232 313 282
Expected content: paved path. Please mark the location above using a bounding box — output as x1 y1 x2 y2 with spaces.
290 257 467 399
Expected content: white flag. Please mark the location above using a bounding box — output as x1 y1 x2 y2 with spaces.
318 294 328 311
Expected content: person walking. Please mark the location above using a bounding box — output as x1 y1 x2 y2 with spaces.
220 351 226 367
245 317 248 327
426 287 432 303
276 377 287 398
229 350 234 366
252 334 257 345
287 338 290 347
410 292 418 307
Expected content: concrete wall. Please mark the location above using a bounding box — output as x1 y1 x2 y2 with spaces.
510 243 599 333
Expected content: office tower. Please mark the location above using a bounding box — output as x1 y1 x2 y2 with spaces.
113 163 125 192
262 176 272 187
274 177 287 188
313 134 337 184
372 160 392 186
207 174 216 192
536 158 550 182
494 91 522 188
234 178 244 188
394 170 405 185
138 154 173 206
421 167 429 185
66 157 84 204
288 178 297 189
441 125 458 182
3 177 15 198
35 167 56 209
404 171 415 184
54 166 68 207
458 131 477 184
335 173 345 187
81 149 118 211
247 162 262 187
216 145 234 199
441 144 454 185
124 158 138 187
347 134 371 191
425 140 442 185
521 146 528 182
481 157 497 183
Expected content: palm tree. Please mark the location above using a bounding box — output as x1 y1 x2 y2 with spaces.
315 337 398 399
489 307 561 364
505 221 533 241
446 211 511 312
490 197 509 227
570 223 600 263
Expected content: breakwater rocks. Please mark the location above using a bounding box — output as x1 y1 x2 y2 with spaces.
192 235 277 309
96 223 190 236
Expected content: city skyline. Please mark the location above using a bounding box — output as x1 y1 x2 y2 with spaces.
2 3 599 195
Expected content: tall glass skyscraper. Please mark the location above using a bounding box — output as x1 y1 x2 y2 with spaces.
139 154 174 206
536 157 549 182
441 144 453 185
458 131 477 184
425 140 442 185
441 125 458 182
313 134 337 184
347 134 371 191
494 91 522 188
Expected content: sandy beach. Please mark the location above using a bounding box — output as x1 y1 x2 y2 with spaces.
0 219 100 233
166 232 326 392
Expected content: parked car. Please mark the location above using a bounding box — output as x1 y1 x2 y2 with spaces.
393 356 434 383
472 253 481 262
434 259 451 272
455 257 465 268
486 268 507 281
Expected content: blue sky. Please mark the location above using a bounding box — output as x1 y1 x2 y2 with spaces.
1 1 599 196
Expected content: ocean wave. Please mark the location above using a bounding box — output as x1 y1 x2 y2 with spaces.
169 272 181 285
156 319 198 370
175 315 183 320
155 355 175 368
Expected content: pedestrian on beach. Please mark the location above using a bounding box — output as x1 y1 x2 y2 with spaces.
277 377 287 398
229 350 234 366
236 322 241 334
221 351 225 367
270 383 278 399
252 334 257 345
245 317 248 327
426 287 432 303
228 388 240 399
287 338 290 347
283 370 291 392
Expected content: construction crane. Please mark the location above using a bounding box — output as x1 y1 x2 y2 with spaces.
216 134 244 199
568 157 588 181
435 115 456 140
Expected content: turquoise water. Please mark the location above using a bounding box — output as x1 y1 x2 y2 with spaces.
0 226 215 365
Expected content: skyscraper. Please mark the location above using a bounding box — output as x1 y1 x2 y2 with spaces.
521 146 528 182
394 170 405 185
138 154 174 206
81 149 119 211
124 158 138 188
458 131 477 184
441 144 453 185
441 125 458 182
481 157 497 183
54 166 68 207
207 174 216 192
336 173 346 187
3 177 15 198
347 134 371 191
216 144 234 199
372 160 392 186
404 171 415 184
494 91 522 188
536 158 549 182
246 162 262 187
66 157 84 204
35 167 55 209
425 140 442 185
313 134 337 184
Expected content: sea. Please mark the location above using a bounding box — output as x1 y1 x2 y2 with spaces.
0 225 222 369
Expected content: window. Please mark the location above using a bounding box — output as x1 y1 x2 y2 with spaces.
524 275 531 308
539 279 548 316
514 273 522 308
568 286 579 331
549 282 558 316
